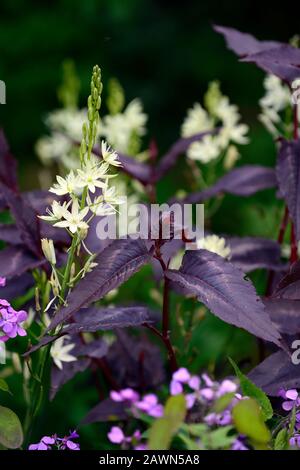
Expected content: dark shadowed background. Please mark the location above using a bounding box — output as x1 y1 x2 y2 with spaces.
0 0 298 447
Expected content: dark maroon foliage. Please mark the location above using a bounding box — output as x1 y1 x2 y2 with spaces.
46 239 152 332
276 139 300 241
165 249 282 346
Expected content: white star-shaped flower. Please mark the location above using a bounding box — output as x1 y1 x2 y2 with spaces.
101 140 122 167
49 171 82 196
50 336 77 370
39 200 71 223
54 199 89 234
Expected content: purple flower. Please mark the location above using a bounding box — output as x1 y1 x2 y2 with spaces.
57 430 80 450
204 410 232 426
135 394 164 418
279 389 300 411
110 388 139 403
231 438 248 451
29 436 55 451
108 426 125 444
107 426 146 449
29 431 80 451
0 277 6 287
0 302 27 343
170 367 191 395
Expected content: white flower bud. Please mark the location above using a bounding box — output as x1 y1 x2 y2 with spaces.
41 238 56 265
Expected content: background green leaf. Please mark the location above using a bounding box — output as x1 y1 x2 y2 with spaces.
229 357 273 420
0 406 23 449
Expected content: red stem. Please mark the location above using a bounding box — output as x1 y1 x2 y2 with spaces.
143 323 178 372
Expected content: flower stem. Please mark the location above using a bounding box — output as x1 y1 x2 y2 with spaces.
59 235 78 304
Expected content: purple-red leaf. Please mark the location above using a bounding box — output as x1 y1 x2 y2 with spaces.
64 306 152 335
249 351 298 396
242 46 300 84
0 273 34 302
0 130 18 191
263 298 300 334
82 398 128 424
50 358 90 400
165 249 282 346
213 24 283 57
47 239 151 331
182 165 276 204
2 186 42 258
0 224 22 245
228 237 283 273
0 246 44 279
106 330 165 389
276 139 300 241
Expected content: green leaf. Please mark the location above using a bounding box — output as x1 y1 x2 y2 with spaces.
288 406 296 439
229 357 273 420
213 392 235 413
0 378 10 394
148 395 186 450
202 426 235 450
184 423 208 437
178 432 202 450
164 394 186 432
0 406 23 449
274 428 289 450
232 398 271 444
148 418 173 450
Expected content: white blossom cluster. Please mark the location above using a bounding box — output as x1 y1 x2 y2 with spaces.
258 75 291 136
36 100 147 170
181 82 249 165
197 234 231 259
40 141 124 235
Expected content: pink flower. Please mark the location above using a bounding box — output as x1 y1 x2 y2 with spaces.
0 277 6 287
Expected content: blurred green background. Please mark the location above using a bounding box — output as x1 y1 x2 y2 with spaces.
0 0 297 180
0 1 296 446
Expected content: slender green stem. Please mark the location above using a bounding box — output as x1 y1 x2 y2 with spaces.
59 235 78 304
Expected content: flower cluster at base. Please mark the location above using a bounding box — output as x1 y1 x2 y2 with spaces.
29 431 79 450
0 278 27 342
107 368 248 451
279 389 300 448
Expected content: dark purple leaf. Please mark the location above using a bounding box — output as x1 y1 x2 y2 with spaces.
165 250 282 346
50 358 90 400
0 224 22 245
76 338 109 359
263 298 300 334
154 131 216 181
23 334 59 357
273 260 300 299
23 190 59 213
0 273 34 302
2 186 42 258
106 330 165 390
242 46 300 84
181 165 276 204
93 143 152 184
64 306 152 335
276 139 300 241
0 246 44 279
249 351 299 396
47 239 151 332
228 237 283 272
213 24 283 57
0 130 18 191
82 398 128 424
